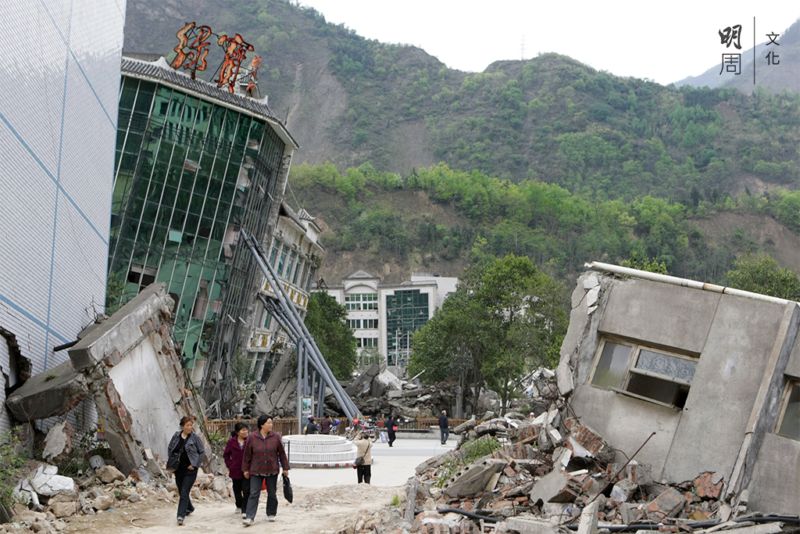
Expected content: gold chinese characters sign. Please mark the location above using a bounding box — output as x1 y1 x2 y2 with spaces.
171 23 257 94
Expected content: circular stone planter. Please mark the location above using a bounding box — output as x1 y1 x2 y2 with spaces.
283 434 358 468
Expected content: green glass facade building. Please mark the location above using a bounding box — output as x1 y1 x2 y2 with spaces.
385 289 430 366
109 57 297 386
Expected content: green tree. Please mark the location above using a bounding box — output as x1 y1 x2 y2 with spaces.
621 251 668 274
408 255 568 414
726 252 800 300
304 292 358 380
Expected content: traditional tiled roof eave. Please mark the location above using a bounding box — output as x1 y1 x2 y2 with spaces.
120 57 299 150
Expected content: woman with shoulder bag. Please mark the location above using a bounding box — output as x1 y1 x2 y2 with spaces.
167 416 205 526
353 431 373 484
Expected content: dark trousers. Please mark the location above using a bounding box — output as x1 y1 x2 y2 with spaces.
232 477 250 511
388 432 396 447
245 474 278 519
440 428 449 443
356 465 371 484
175 468 197 518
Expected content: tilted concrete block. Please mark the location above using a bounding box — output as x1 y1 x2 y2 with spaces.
6 360 88 421
442 458 507 499
529 469 582 505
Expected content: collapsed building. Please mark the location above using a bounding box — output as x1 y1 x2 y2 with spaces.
381 263 800 534
559 262 800 515
7 284 201 475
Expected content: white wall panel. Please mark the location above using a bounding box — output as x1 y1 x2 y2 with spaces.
0 0 127 429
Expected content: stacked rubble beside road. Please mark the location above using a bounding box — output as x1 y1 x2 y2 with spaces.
340 371 792 534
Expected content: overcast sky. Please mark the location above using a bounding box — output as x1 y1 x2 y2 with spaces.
297 0 799 86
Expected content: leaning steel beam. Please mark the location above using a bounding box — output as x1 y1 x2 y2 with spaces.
258 295 338 416
248 234 360 418
241 230 357 420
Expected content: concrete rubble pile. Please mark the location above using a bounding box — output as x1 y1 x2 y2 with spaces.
5 284 207 475
2 283 236 531
2 460 233 534
251 361 470 420
380 373 782 534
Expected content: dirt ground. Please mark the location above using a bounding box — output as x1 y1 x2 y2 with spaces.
62 484 402 534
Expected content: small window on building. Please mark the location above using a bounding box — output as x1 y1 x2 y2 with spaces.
127 264 157 287
777 382 800 440
277 245 288 276
590 338 697 409
348 319 361 329
364 319 379 329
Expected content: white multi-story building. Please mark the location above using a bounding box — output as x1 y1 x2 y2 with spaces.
322 271 458 371
0 0 126 433
245 203 323 383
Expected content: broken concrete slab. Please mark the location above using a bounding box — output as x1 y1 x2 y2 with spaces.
504 517 560 534
5 360 88 421
442 458 507 499
718 524 783 534
556 358 574 396
26 465 75 497
644 487 685 520
42 422 74 463
610 478 637 502
577 499 600 534
529 469 582 505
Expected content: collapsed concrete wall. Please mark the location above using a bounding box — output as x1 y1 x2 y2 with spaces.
559 269 800 515
6 283 203 475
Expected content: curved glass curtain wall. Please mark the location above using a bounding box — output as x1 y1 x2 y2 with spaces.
109 77 284 371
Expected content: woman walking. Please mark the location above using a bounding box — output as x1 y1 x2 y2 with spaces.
167 416 205 526
242 415 289 527
353 431 373 484
223 422 250 518
385 414 397 448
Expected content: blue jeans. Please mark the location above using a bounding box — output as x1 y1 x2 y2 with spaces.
245 474 278 519
175 468 197 518
440 428 449 443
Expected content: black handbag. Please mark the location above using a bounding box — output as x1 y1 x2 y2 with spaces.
166 435 185 472
282 474 293 503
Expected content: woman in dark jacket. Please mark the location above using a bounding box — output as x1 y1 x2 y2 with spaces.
167 416 205 526
223 422 250 518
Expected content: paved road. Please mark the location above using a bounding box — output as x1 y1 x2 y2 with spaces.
288 437 455 487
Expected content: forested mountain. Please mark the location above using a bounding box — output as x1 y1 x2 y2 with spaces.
124 1 800 286
125 0 800 203
288 162 800 286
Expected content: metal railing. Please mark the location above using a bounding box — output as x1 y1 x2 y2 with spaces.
205 415 480 438
205 418 298 437
383 416 479 431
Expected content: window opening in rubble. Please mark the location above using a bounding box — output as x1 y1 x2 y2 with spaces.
777 382 800 440
590 337 697 409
